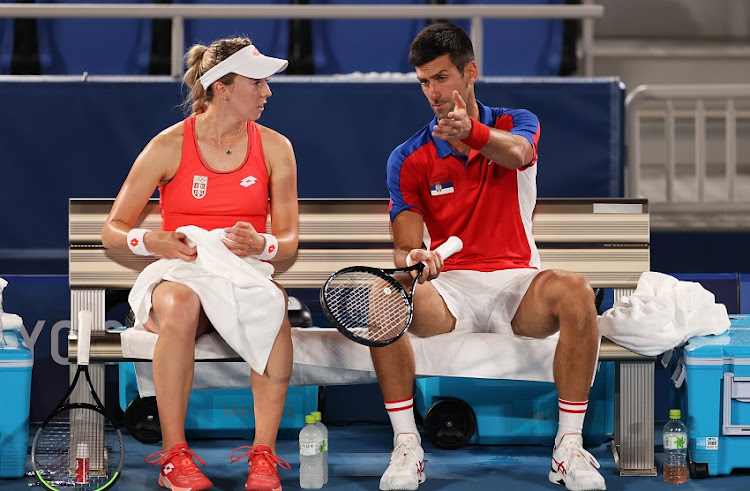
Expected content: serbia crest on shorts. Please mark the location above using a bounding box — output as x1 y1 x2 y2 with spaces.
430 181 454 196
192 175 208 199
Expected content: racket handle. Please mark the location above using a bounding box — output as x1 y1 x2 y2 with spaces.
77 310 92 366
434 236 463 259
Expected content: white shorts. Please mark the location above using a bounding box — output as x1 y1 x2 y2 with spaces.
431 268 541 335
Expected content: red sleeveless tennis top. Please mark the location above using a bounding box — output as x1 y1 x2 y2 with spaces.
159 115 269 232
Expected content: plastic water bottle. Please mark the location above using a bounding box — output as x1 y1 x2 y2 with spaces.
299 414 324 489
311 411 328 484
663 409 688 484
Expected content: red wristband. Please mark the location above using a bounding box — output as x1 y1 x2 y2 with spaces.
460 117 491 150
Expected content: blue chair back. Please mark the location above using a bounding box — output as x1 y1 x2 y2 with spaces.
447 0 564 76
310 0 427 74
1 1 15 74
37 0 152 75
177 0 289 60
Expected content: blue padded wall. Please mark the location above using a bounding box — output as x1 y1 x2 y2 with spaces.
37 0 152 75
650 232 750 277
310 0 427 74
0 77 623 274
177 0 289 60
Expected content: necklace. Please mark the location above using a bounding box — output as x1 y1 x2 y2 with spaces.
207 121 246 155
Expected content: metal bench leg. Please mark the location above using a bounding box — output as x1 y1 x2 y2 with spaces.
612 360 657 476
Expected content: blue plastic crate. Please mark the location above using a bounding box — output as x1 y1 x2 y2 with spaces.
415 362 614 447
119 362 317 440
0 329 33 478
675 315 750 476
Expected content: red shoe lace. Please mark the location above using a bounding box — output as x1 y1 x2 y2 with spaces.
230 445 292 475
144 445 208 476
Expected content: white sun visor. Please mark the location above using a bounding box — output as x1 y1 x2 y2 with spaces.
199 45 288 90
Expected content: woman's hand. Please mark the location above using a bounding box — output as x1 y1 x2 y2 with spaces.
222 221 265 257
144 231 197 261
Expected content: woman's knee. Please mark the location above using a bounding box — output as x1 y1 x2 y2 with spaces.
151 283 203 334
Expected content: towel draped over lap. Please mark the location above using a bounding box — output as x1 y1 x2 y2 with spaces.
128 225 286 375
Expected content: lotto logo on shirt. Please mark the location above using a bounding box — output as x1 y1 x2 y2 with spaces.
192 175 208 199
430 181 454 196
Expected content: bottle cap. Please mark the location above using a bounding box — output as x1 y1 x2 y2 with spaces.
311 411 322 421
669 409 681 420
305 414 316 424
76 443 90 458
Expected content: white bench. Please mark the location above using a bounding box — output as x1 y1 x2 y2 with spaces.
68 197 656 476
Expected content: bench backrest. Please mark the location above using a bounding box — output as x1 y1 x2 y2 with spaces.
69 198 649 290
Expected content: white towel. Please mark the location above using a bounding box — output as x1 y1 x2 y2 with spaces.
598 271 730 356
122 325 562 392
128 225 286 374
1 313 24 331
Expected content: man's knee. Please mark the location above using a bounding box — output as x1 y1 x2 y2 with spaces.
538 270 595 317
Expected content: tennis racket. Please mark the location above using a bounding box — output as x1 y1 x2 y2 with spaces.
321 236 463 347
32 310 124 490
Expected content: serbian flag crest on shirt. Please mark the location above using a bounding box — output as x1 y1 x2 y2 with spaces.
430 181 454 196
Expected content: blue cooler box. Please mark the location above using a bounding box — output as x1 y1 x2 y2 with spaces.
0 329 33 478
415 362 614 448
119 363 318 441
674 315 750 477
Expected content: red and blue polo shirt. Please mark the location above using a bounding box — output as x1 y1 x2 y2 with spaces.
387 100 541 272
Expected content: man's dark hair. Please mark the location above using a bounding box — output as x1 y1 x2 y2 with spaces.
408 22 475 73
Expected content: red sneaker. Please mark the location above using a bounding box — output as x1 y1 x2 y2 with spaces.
145 442 213 491
230 445 291 491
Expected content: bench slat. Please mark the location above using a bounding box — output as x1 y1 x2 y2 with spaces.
71 198 649 245
70 247 648 289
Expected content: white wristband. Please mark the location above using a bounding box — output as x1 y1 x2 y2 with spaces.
256 233 278 260
126 228 152 256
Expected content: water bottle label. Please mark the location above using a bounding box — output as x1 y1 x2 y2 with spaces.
663 434 686 450
320 438 328 453
299 441 321 456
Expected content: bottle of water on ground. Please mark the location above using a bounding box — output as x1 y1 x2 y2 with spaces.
299 414 325 489
663 409 688 484
311 411 328 484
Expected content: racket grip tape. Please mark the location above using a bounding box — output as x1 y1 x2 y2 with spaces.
77 310 93 366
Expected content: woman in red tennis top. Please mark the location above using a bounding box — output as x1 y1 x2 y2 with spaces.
102 37 298 491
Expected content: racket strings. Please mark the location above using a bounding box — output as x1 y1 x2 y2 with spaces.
34 407 122 488
326 271 410 341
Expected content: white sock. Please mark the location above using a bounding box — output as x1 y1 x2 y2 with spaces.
555 398 588 447
384 397 420 445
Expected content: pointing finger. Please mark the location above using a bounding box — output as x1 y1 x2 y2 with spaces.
452 90 466 110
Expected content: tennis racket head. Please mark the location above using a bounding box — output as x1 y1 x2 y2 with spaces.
31 310 124 490
320 265 415 347
32 402 124 490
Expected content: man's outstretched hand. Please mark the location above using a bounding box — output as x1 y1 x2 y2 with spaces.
432 90 472 142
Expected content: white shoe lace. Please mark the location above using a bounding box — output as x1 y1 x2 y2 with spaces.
389 437 420 470
564 441 601 473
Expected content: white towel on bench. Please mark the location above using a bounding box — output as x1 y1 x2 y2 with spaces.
122 325 564 396
598 271 730 356
128 225 286 375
